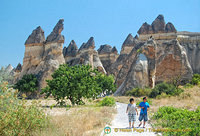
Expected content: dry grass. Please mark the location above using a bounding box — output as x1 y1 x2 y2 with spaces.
33 106 116 136
114 86 200 114
114 96 141 104
151 86 200 113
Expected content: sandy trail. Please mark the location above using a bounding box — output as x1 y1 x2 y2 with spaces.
101 102 158 136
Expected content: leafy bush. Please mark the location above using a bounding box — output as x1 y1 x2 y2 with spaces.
98 96 116 106
42 64 116 106
184 83 194 88
191 74 200 85
125 87 152 97
0 82 48 136
149 82 183 98
153 106 200 136
14 74 38 94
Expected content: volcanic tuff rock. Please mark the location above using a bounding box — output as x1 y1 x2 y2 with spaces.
63 40 78 63
97 45 119 72
15 14 200 97
108 34 138 77
177 32 200 73
19 19 65 97
114 38 193 96
25 26 45 45
137 14 177 35
165 22 177 33
5 64 14 73
66 37 106 74
79 37 95 50
15 63 22 73
46 19 64 43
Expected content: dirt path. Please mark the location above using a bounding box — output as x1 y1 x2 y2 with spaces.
101 102 158 136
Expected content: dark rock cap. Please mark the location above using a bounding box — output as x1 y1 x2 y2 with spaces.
64 40 78 57
79 37 95 50
137 14 177 35
151 14 166 33
46 19 65 43
165 22 177 33
122 33 138 48
15 63 22 72
111 46 118 54
137 22 153 35
134 35 139 39
25 26 45 45
98 44 112 54
122 34 134 45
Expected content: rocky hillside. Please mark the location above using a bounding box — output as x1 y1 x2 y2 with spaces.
14 14 200 96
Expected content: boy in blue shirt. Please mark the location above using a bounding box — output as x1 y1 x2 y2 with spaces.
138 97 150 128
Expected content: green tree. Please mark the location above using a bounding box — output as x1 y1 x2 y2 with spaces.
14 74 38 94
41 64 116 105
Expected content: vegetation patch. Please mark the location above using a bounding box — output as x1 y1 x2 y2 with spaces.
149 82 184 98
98 96 116 106
125 87 152 97
0 82 48 136
152 106 200 136
42 64 116 106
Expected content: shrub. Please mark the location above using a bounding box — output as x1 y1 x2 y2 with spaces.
0 82 48 136
125 87 152 97
42 64 116 106
153 106 200 136
149 82 183 98
191 74 200 85
99 96 116 106
184 83 194 88
14 74 38 95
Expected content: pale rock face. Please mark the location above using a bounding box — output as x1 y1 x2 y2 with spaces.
177 32 200 74
114 38 193 96
108 34 137 77
19 19 65 96
5 64 14 73
97 45 119 72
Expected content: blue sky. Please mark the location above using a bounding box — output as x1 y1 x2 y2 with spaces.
0 0 200 67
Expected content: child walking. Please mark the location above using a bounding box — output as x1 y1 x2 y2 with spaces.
126 98 138 128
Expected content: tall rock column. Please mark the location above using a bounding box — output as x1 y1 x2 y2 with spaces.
39 19 65 89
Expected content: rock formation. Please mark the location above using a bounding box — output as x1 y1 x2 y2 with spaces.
15 14 200 97
19 19 65 97
98 45 119 72
66 37 106 74
137 14 177 35
109 34 138 77
177 32 200 73
63 40 78 63
114 38 193 96
114 15 194 96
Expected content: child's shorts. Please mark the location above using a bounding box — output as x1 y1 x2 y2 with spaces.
139 114 148 121
128 113 136 122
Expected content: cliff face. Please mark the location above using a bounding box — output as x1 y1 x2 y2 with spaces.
19 19 65 96
177 32 200 74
